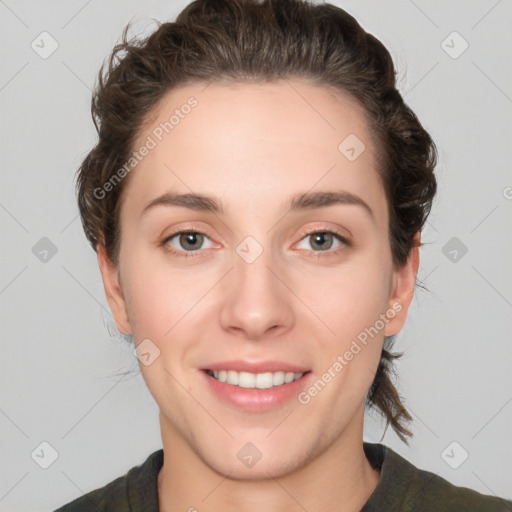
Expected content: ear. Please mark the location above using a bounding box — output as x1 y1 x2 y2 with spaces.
97 243 132 335
383 232 421 336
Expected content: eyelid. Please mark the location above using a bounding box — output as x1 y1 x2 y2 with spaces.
298 225 350 241
160 224 214 243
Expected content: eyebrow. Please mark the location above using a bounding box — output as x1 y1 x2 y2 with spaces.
140 190 375 221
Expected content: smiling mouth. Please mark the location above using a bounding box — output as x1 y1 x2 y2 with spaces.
204 369 311 389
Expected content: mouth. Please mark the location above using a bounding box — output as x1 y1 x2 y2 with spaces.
200 365 314 412
203 369 312 389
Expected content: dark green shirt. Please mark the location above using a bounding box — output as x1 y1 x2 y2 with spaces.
54 442 512 511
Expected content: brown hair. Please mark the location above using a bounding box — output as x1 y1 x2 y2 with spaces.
76 0 437 443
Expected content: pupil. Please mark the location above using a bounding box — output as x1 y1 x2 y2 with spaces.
312 233 332 250
181 233 202 250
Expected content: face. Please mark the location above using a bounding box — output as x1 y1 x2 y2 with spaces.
98 79 418 479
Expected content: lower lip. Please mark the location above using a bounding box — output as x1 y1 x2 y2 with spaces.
200 370 313 412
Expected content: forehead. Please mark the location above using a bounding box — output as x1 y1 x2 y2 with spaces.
125 79 386 221
137 79 373 157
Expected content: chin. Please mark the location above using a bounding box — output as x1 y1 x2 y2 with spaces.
198 442 312 481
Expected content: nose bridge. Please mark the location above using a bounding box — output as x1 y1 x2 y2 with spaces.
219 233 294 339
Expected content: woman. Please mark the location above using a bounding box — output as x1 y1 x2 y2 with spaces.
55 0 511 510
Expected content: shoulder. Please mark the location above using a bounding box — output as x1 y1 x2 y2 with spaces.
53 449 163 512
407 463 512 511
363 443 512 511
53 473 128 512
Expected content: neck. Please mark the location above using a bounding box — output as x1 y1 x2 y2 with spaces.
157 410 380 512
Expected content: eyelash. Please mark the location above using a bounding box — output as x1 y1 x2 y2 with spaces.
160 227 351 259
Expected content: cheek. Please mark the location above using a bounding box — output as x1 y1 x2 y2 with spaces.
307 257 393 344
121 255 215 341
309 261 391 405
120 256 178 339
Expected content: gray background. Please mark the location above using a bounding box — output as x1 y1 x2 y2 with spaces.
1 0 511 510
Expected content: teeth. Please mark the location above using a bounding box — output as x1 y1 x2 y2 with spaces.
209 370 305 389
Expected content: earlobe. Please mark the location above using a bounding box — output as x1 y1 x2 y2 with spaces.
383 233 421 337
97 243 132 335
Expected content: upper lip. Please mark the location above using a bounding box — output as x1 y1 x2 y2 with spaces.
202 360 311 374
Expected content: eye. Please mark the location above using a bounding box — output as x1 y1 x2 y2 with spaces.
295 228 350 254
161 229 214 257
160 227 350 258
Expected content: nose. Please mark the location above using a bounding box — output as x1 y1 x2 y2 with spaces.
219 241 295 341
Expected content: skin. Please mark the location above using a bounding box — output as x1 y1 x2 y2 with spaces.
97 79 419 512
